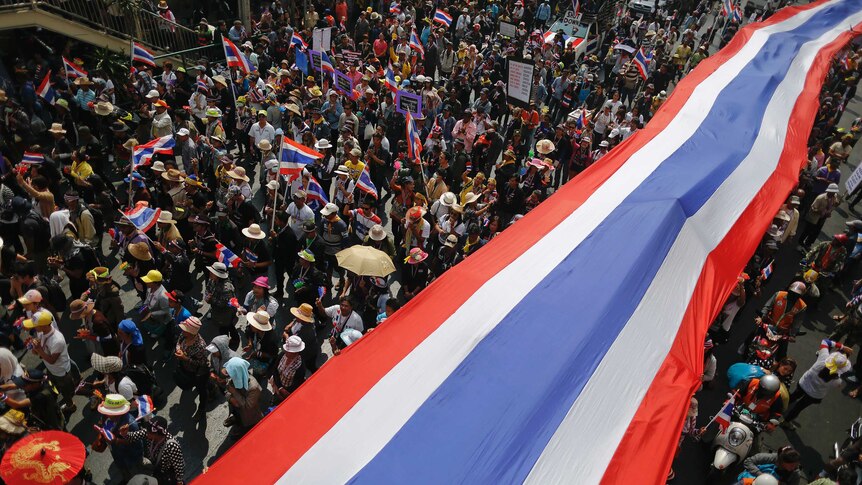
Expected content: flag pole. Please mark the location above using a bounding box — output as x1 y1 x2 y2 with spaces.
703 390 738 430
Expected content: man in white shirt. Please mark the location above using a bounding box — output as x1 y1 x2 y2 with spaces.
25 311 76 413
248 110 275 155
286 190 316 239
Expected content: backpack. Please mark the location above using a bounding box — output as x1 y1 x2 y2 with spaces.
25 210 51 252
37 278 67 313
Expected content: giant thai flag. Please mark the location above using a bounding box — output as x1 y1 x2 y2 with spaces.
306 174 329 211
406 111 423 164
123 204 161 232
280 137 324 177
222 37 253 74
632 47 652 80
433 9 453 27
132 134 175 168
132 42 156 67
200 1 862 483
62 57 87 79
36 71 56 105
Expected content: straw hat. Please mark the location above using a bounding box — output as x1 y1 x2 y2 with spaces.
212 75 227 86
157 211 176 225
73 77 93 86
283 335 306 353
205 107 222 118
69 298 95 319
161 168 184 182
179 316 202 334
122 138 138 150
286 103 302 116
315 138 332 149
0 409 27 435
439 192 456 207
151 160 166 172
242 223 266 239
463 192 480 204
48 123 67 134
257 139 272 151
227 166 250 182
206 262 229 279
140 269 163 283
290 303 315 323
94 101 114 116
128 242 153 261
98 394 131 416
247 311 273 331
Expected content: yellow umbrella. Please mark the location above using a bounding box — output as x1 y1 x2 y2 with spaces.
335 246 396 277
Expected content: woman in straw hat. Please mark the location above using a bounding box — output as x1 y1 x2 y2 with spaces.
270 336 307 405
242 311 278 378
94 393 145 481
287 303 319 372
174 316 209 421
125 241 156 298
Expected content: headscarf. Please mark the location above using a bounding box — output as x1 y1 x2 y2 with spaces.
118 319 144 346
0 348 22 383
224 357 250 390
48 209 70 238
208 335 236 372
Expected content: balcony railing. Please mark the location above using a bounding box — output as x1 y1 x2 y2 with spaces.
0 0 201 56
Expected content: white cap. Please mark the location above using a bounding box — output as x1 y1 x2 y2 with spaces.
146 89 160 98
320 202 339 216
177 128 190 136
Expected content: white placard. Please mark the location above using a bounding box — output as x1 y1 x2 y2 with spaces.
846 163 862 194
313 27 332 52
507 59 534 107
499 21 517 37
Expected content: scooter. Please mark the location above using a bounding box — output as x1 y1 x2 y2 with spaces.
710 408 773 473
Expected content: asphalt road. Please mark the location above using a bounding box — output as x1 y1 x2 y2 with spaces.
672 65 862 485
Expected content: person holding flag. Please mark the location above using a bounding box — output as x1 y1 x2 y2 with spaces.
733 374 784 430
120 415 186 484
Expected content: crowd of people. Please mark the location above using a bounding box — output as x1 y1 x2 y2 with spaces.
1 0 858 482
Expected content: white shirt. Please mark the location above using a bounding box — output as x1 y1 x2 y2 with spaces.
40 328 71 376
323 306 364 333
799 346 849 398
287 202 315 239
248 122 276 146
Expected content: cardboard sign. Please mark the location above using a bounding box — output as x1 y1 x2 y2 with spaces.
309 50 322 72
499 21 517 37
334 69 353 96
312 28 332 52
341 50 362 66
506 58 534 108
395 90 422 116
847 163 862 194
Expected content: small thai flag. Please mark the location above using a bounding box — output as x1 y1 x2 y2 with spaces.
196 80 209 92
124 204 162 232
306 174 329 211
721 0 733 16
357 165 378 199
761 261 773 279
318 287 327 299
22 152 45 165
633 47 652 80
321 51 335 74
714 394 735 431
292 32 308 50
132 42 156 67
62 57 88 79
279 137 324 177
222 37 254 74
133 134 175 168
94 422 115 441
216 243 242 268
406 111 423 164
410 29 424 58
433 9 453 27
576 109 587 129
136 395 155 419
384 68 399 93
731 4 743 22
243 248 259 263
36 71 56 105
572 0 580 16
390 2 400 14
841 56 853 71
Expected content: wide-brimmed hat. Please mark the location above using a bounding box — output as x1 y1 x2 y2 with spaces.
315 138 332 150
257 139 273 151
405 247 428 265
247 311 273 331
252 276 269 289
90 266 111 281
369 224 387 241
0 409 27 435
444 234 459 247
826 183 840 194
140 269 163 283
151 160 167 173
286 103 302 116
94 101 114 116
266 180 279 191
69 298 95 319
212 75 227 86
161 168 184 182
73 77 93 86
463 192 480 205
91 354 123 374
290 303 315 323
334 164 349 176
227 166 250 182
205 107 222 118
48 123 67 134
535 139 555 154
179 316 202 334
128 242 153 261
242 223 266 239
207 262 229 278
298 249 316 263
407 206 427 221
283 335 306 353
157 211 176 224
98 394 131 416
440 192 456 207
146 89 160 99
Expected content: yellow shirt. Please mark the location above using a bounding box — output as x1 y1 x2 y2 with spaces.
71 160 93 181
344 160 366 181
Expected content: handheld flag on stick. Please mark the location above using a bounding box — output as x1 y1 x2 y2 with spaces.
410 29 424 58
36 71 56 105
632 47 653 80
357 165 378 199
222 37 254 74
279 137 324 177
123 204 162 232
132 134 175 168
131 42 156 67
406 111 423 164
135 395 155 420
62 57 88 79
434 9 453 27
216 243 242 268
292 32 308 50
306 174 330 210
22 152 45 165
